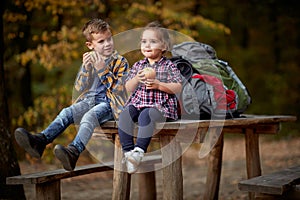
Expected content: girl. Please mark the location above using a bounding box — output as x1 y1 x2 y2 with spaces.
118 22 182 173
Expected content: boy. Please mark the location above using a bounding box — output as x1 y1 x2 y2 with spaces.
14 18 129 171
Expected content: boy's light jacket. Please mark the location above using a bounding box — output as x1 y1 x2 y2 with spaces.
74 51 129 120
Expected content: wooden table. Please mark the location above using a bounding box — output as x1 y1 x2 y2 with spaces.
94 115 297 200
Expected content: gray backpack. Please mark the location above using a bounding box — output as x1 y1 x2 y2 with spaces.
172 42 251 118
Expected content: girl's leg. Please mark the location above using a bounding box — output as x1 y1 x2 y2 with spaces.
136 108 165 152
71 101 113 153
118 105 140 152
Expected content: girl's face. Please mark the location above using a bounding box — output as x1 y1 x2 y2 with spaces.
86 30 114 57
141 29 167 63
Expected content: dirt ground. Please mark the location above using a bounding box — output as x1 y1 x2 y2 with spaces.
20 135 300 200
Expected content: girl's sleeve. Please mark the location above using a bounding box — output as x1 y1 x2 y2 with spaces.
168 62 182 83
126 62 139 81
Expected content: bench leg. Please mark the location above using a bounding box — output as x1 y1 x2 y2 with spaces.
245 128 261 200
160 135 183 200
138 171 156 200
35 180 61 200
203 129 224 200
112 135 131 200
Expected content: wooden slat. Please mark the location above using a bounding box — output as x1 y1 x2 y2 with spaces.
35 181 60 200
160 135 183 200
6 162 114 185
94 115 296 133
112 134 131 200
6 155 161 185
156 115 296 130
238 165 300 195
204 129 224 200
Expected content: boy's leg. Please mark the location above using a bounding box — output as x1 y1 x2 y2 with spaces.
14 128 48 158
14 99 91 159
54 101 113 171
71 101 113 153
42 99 91 142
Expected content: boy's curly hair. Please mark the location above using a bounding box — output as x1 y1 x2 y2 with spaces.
82 18 110 42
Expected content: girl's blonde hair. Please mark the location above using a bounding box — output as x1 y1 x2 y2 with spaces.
82 18 110 42
143 21 172 53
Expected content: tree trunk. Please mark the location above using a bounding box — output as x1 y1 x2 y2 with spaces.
0 1 26 199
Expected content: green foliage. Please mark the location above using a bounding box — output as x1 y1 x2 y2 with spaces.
17 26 82 70
3 0 300 163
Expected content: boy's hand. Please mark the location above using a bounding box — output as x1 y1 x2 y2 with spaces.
90 51 106 70
82 52 93 70
82 51 106 71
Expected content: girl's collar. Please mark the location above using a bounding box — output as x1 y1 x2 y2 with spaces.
144 56 166 65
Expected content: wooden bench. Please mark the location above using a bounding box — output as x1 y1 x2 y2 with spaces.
95 114 296 200
238 165 300 199
6 155 161 200
7 114 296 200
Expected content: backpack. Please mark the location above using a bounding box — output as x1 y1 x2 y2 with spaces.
169 57 193 86
171 42 252 119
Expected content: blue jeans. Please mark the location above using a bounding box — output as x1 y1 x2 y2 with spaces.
118 105 166 152
41 97 113 153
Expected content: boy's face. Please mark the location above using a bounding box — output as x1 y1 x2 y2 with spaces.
86 30 114 57
141 29 166 61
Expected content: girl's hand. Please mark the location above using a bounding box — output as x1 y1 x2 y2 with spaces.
145 78 159 90
136 70 147 84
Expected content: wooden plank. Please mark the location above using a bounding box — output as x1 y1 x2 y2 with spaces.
239 165 300 195
93 123 281 146
223 123 281 134
6 155 160 185
6 162 114 185
93 115 296 136
138 170 157 200
160 135 183 200
156 115 296 130
255 185 300 199
35 180 60 200
93 115 296 131
245 128 261 200
203 128 224 200
112 135 131 200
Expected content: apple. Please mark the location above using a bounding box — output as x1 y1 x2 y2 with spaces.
143 67 156 79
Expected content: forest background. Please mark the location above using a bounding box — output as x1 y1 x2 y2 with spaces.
0 0 299 198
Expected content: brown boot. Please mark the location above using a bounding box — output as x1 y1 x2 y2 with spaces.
54 144 80 171
14 128 48 158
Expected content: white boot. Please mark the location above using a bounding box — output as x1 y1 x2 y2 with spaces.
124 147 144 174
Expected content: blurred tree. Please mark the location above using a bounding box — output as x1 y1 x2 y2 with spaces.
4 0 228 124
3 0 299 165
0 0 26 198
196 0 300 117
